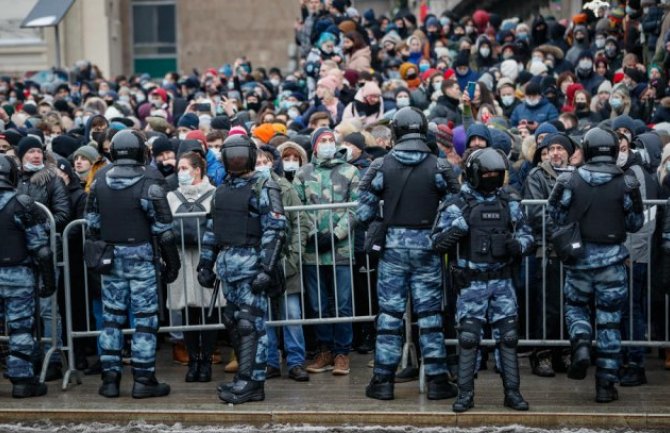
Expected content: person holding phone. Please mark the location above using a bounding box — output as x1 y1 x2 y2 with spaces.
510 82 559 129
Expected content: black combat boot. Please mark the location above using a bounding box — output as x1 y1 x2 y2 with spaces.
595 377 619 403
452 346 477 413
217 322 264 404
499 349 529 410
567 334 591 380
426 373 458 400
365 373 394 400
198 353 212 383
620 363 647 387
185 352 200 383
132 371 170 399
11 377 47 399
98 371 121 398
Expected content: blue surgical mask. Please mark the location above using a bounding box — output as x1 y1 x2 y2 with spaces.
396 97 411 108
23 162 44 172
419 63 430 73
610 97 623 109
177 170 194 186
256 165 272 176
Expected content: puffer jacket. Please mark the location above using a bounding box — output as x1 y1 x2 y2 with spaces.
510 97 559 127
17 163 71 232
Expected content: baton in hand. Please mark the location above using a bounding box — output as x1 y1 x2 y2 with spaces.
207 278 221 319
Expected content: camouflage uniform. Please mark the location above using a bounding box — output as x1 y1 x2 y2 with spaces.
293 153 359 357
86 172 173 375
200 172 287 382
0 191 50 381
548 167 644 383
357 149 459 379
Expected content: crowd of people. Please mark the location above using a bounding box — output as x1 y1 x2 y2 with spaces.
0 0 667 408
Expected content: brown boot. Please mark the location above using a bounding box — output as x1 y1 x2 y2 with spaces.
665 350 670 370
224 352 238 373
212 348 222 365
306 351 334 373
172 342 189 366
332 354 350 376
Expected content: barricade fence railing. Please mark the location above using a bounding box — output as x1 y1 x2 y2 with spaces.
60 200 670 388
0 203 61 385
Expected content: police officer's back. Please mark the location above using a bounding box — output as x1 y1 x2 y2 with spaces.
0 154 55 398
86 130 180 399
548 127 644 403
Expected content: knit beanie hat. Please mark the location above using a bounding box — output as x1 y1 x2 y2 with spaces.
17 136 43 161
51 134 80 159
73 145 100 165
311 127 334 149
177 112 199 130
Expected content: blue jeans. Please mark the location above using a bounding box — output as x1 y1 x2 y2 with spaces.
304 265 353 355
621 263 647 366
267 293 306 369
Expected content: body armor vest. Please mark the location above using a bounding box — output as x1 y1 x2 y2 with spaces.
459 194 512 264
567 172 626 244
0 197 29 266
97 178 152 244
213 180 262 247
381 154 441 228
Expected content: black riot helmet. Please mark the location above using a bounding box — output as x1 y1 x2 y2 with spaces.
582 127 619 164
222 134 257 175
465 148 509 194
391 106 430 152
0 154 18 190
110 130 147 165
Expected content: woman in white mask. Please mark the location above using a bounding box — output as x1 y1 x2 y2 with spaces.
165 151 221 384
277 141 308 183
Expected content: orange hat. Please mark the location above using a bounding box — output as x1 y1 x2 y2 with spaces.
253 123 276 144
272 123 287 136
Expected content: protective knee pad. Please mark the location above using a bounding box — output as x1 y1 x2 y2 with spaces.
497 316 519 349
376 310 404 334
222 304 237 330
457 318 482 350
237 306 262 337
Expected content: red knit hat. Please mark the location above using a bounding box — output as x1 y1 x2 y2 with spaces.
185 130 208 151
150 88 168 103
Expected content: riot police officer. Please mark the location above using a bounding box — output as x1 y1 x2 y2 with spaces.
0 154 55 398
356 107 460 401
432 148 534 413
197 134 286 404
548 127 644 403
85 130 181 399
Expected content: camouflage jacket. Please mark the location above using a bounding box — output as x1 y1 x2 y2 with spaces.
293 152 360 265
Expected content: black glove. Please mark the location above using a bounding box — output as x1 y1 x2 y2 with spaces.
251 271 272 295
35 247 57 298
158 231 181 284
433 228 465 254
197 259 216 288
316 232 334 252
506 238 523 257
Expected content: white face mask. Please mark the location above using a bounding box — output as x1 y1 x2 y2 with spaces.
344 146 354 161
616 151 628 167
177 170 194 185
578 60 593 70
178 132 187 140
525 97 540 107
396 97 410 108
595 38 606 49
270 78 281 87
501 95 515 107
316 141 337 159
283 160 300 172
432 81 443 92
23 162 44 172
479 47 491 58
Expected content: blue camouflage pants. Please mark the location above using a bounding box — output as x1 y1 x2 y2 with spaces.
564 263 627 382
456 278 519 340
1 284 36 379
99 258 158 374
374 248 448 377
223 277 269 382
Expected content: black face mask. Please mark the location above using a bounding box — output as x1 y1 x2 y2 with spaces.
246 101 261 112
157 161 175 177
575 36 586 44
575 102 588 111
91 131 106 147
355 99 380 116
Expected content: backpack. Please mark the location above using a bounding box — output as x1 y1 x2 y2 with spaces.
172 189 214 246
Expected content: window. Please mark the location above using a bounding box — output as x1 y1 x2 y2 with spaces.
132 0 175 56
132 0 176 76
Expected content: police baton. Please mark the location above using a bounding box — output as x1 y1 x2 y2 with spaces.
207 278 221 319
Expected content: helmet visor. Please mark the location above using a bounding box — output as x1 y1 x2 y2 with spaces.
223 146 251 174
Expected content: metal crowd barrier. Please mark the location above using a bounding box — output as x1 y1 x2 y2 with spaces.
60 200 670 391
0 203 62 385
